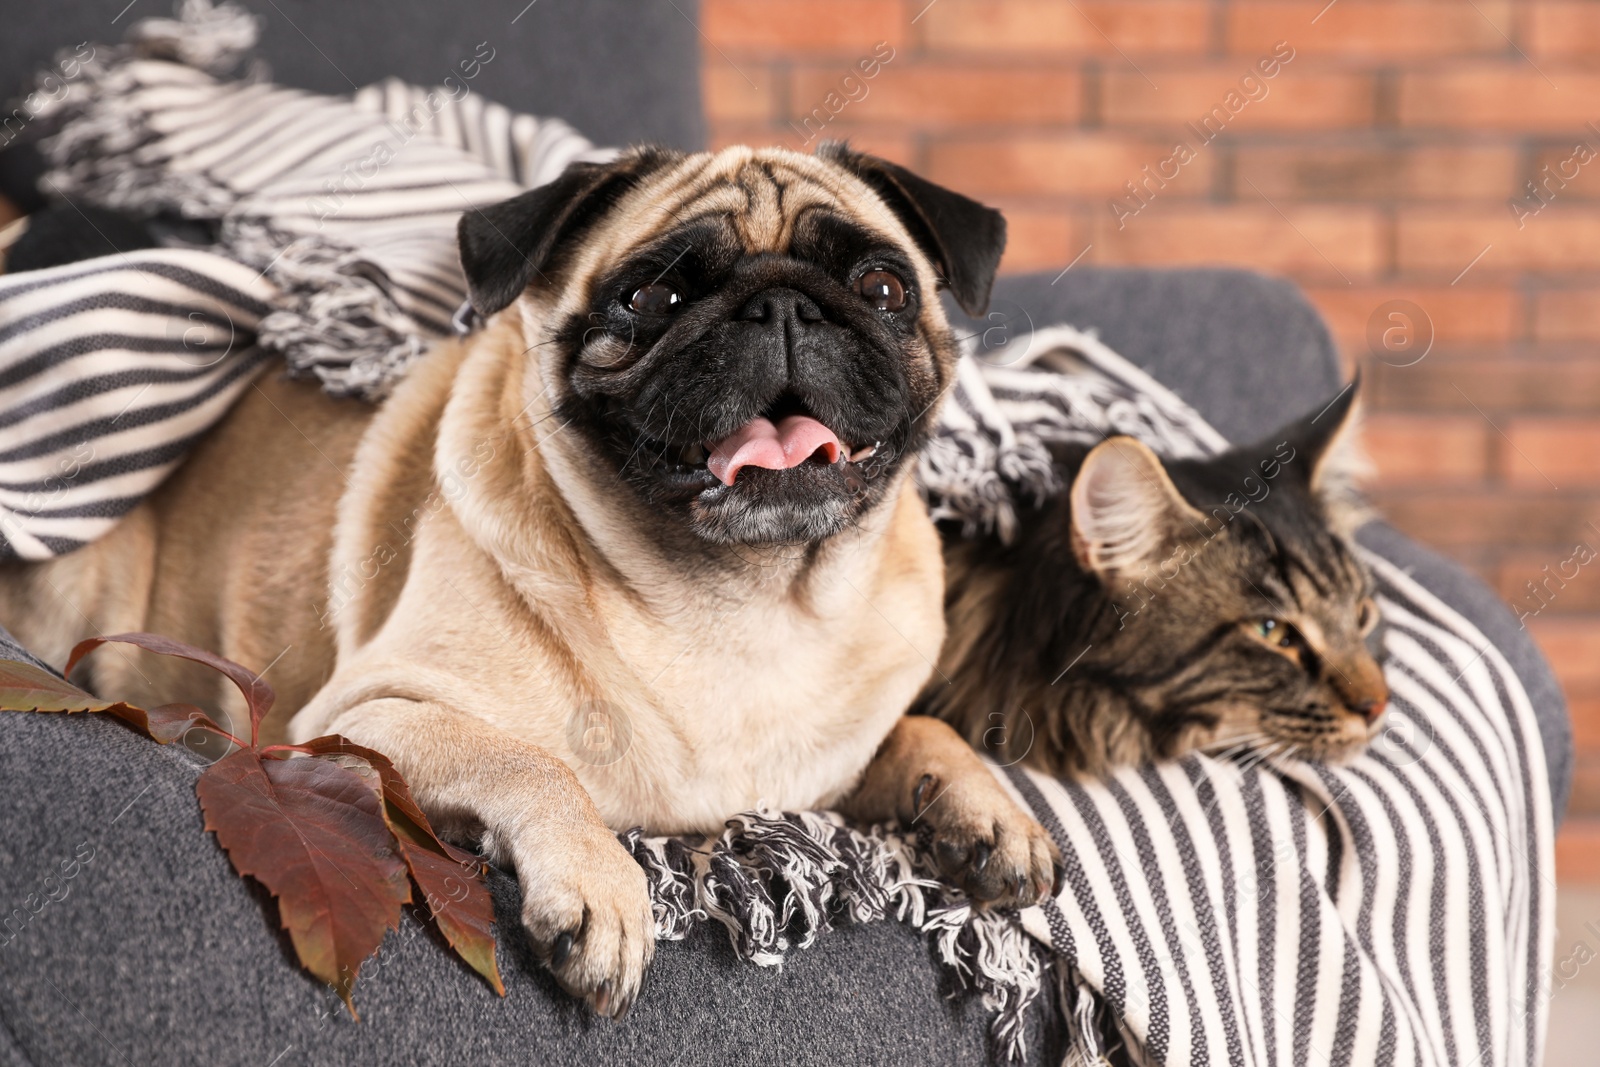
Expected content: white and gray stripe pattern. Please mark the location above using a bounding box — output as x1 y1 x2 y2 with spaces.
994 508 1552 1065
0 6 608 559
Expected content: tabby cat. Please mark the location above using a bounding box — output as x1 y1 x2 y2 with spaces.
923 385 1388 777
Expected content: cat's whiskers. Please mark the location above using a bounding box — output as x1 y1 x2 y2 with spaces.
1223 738 1282 777
1259 741 1304 773
1201 732 1266 759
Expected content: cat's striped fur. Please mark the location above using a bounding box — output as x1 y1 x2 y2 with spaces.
923 386 1388 777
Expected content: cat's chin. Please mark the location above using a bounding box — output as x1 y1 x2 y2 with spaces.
1202 709 1381 768
1314 738 1375 767
1284 714 1385 766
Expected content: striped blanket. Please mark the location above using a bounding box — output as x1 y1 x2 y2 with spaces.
0 5 1552 1065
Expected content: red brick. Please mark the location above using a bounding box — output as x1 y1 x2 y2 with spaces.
703 0 906 53
1527 144 1600 201
1102 66 1374 130
1236 144 1518 202
1092 205 1385 280
1572 695 1600 751
1557 819 1600 882
1396 209 1600 275
1568 759 1600 819
703 63 780 123
1305 286 1517 350
1362 414 1492 486
789 65 1080 126
1372 358 1600 416
1497 550 1600 620
924 133 1215 198
1372 491 1600 549
796 124 918 166
1528 616 1600 694
1535 291 1600 341
920 0 1210 56
1228 1 1512 57
1502 419 1600 488
1398 65 1600 131
1527 2 1600 59
991 207 1081 274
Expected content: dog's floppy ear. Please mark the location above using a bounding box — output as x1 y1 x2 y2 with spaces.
457 149 672 317
819 141 1006 317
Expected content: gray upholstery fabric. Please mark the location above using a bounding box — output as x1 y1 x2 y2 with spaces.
963 267 1343 447
0 0 706 152
0 709 1052 1066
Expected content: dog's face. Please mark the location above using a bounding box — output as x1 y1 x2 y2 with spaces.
457 144 1006 545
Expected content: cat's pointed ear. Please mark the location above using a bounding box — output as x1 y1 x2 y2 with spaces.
1070 437 1207 580
1280 377 1361 489
1274 377 1371 532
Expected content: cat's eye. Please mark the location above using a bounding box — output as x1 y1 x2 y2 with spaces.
1252 618 1293 647
856 269 908 312
1357 598 1379 634
628 282 684 315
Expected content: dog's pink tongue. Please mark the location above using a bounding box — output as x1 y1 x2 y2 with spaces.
707 415 841 485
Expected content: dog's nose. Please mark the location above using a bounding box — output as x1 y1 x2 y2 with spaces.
738 288 824 326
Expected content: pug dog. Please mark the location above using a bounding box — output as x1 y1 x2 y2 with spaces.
0 144 1058 1016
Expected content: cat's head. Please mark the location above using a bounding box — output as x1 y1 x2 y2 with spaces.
1070 383 1386 764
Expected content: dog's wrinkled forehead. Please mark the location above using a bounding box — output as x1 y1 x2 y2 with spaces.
563 149 925 303
457 143 1006 322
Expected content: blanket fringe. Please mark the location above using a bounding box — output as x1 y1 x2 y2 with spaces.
621 809 1054 1063
30 0 485 400
127 0 260 72
228 220 434 395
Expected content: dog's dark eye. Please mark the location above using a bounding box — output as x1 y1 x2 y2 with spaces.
856 269 907 312
628 283 684 315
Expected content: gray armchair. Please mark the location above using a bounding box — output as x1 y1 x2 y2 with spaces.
0 3 1568 1065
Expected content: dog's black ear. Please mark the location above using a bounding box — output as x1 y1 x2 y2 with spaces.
819 142 1006 316
457 149 672 317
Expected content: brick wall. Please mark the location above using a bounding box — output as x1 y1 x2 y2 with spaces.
700 0 1600 863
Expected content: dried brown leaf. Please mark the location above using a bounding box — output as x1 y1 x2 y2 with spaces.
197 749 412 1014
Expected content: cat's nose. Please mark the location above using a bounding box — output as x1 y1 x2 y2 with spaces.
1350 696 1387 724
1330 652 1388 725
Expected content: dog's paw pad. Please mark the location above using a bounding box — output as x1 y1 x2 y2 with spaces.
918 784 1060 908
515 828 656 1018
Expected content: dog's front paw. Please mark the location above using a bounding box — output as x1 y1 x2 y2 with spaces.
508 820 655 1018
912 772 1060 908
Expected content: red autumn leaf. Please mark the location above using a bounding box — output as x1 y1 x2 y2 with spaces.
0 656 232 745
2 634 505 1009
294 735 504 995
196 748 412 1014
394 837 505 994
118 701 228 745
68 632 275 743
0 656 109 711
